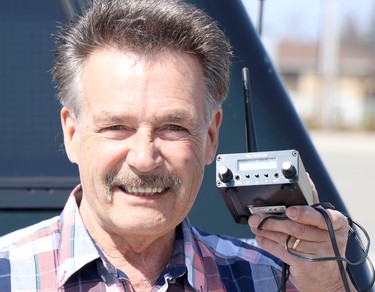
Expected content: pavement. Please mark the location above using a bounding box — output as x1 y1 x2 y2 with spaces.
310 130 375 265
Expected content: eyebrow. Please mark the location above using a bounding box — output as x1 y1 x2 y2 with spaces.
92 112 126 125
155 109 202 126
92 109 195 124
163 111 187 122
164 110 210 134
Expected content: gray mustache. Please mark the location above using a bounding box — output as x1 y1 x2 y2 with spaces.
105 172 182 192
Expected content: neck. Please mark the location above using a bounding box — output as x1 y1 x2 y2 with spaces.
98 229 176 290
79 199 176 290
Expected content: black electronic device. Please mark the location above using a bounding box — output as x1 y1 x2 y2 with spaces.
216 68 314 224
216 149 314 223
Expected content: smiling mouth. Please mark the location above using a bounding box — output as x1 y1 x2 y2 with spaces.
107 172 181 197
121 186 167 196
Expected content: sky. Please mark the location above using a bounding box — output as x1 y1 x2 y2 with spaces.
242 0 375 42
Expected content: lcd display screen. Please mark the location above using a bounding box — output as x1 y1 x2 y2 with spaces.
238 158 277 171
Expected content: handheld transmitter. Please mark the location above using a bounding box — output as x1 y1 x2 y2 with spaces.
216 68 314 224
216 149 314 223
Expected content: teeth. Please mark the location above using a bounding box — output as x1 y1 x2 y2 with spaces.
124 186 165 195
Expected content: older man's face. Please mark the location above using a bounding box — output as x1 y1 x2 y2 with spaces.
61 48 221 238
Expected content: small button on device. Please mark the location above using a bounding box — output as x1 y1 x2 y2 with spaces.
281 161 297 178
218 166 233 182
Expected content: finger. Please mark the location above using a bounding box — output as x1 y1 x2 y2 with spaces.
249 213 330 243
253 233 309 265
254 228 326 255
286 206 349 233
250 221 334 256
306 172 319 204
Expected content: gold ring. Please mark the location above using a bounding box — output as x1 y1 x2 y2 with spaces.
292 238 301 250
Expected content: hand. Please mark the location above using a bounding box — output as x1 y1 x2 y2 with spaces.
248 180 354 291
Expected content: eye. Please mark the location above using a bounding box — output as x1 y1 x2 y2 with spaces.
157 124 190 140
107 125 124 131
167 124 185 131
100 125 133 139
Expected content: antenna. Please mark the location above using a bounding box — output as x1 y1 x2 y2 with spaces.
59 0 92 19
257 0 266 36
242 67 258 152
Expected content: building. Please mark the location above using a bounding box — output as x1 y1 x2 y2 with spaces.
274 40 375 130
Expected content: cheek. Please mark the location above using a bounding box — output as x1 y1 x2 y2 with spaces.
189 135 208 167
78 138 127 180
164 141 205 213
97 142 130 175
166 138 206 179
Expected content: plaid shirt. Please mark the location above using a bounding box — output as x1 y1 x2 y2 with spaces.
0 186 297 291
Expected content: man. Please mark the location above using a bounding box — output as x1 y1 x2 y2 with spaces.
0 0 352 291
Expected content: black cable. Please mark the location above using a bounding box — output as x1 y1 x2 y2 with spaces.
286 204 374 291
258 214 289 292
314 206 351 291
281 262 289 292
345 219 375 292
256 203 375 291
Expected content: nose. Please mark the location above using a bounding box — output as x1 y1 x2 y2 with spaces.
126 128 162 173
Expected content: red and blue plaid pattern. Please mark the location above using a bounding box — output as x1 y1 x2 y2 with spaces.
0 185 297 291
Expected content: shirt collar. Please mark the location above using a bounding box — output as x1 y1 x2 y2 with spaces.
56 185 101 288
55 186 223 291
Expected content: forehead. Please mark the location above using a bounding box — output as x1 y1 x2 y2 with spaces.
80 48 207 120
82 48 205 94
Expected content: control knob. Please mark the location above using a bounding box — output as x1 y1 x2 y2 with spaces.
281 161 297 178
218 166 233 182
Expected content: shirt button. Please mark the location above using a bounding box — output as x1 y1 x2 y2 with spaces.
100 274 107 283
59 271 66 284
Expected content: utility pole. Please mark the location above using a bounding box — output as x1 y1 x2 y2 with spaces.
318 0 340 128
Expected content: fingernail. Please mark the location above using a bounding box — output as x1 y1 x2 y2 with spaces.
248 214 261 227
287 206 298 219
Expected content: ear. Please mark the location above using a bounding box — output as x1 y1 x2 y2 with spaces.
60 107 79 164
204 109 222 165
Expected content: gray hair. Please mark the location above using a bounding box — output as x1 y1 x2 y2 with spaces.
52 0 232 118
